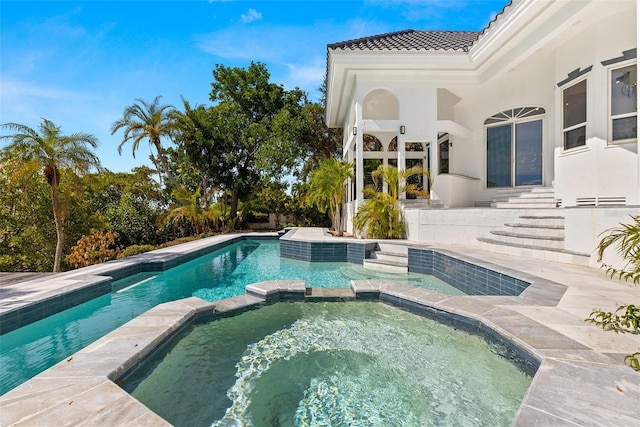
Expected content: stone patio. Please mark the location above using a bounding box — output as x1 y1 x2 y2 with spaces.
1 229 639 426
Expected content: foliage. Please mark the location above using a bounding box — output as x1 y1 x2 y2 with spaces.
354 165 428 239
296 101 342 180
244 180 291 228
116 244 157 259
306 157 354 235
354 191 406 239
83 167 167 247
288 182 331 227
111 96 178 187
67 231 121 268
586 304 640 333
596 215 640 283
586 215 640 371
174 62 307 228
0 119 101 272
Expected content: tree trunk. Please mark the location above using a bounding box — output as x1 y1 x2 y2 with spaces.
334 202 342 237
229 186 240 229
153 141 177 188
50 181 65 273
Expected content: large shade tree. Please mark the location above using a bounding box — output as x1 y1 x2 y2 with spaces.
175 62 308 227
0 119 101 272
111 96 178 187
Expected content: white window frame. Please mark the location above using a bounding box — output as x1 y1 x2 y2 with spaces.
561 77 588 151
608 61 637 145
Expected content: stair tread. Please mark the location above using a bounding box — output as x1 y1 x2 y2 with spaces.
375 251 408 258
505 223 565 230
519 215 565 219
363 258 408 267
477 237 590 257
490 230 564 240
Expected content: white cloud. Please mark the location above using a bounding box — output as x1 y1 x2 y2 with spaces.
241 8 262 24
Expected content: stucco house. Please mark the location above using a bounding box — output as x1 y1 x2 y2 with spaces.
325 0 637 268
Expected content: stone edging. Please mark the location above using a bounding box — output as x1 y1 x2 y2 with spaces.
2 280 638 426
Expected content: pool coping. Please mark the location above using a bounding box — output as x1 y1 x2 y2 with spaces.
2 281 639 426
1 230 639 425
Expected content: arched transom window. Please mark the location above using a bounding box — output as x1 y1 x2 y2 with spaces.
484 107 545 125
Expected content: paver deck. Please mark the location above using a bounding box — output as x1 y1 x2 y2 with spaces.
1 228 638 426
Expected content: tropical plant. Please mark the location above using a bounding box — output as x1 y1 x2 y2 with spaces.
354 190 406 239
0 119 101 272
111 96 178 187
585 215 640 371
164 187 204 236
306 157 354 236
596 214 640 283
354 164 429 239
67 230 121 268
117 244 157 259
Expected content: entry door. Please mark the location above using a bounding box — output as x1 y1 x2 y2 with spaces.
486 119 542 188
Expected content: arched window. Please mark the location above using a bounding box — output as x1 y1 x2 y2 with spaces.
363 134 384 151
388 137 397 152
485 107 545 187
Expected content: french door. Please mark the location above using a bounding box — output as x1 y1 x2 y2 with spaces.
486 119 543 188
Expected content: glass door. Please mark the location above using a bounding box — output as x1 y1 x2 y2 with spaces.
487 119 542 188
487 124 512 188
515 120 543 186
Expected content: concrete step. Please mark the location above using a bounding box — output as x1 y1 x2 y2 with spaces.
493 201 557 209
477 238 591 266
489 230 564 249
401 199 444 209
362 258 408 273
376 243 408 257
371 251 408 264
504 223 565 238
518 215 565 227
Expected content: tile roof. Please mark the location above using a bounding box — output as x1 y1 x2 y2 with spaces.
327 1 514 53
327 29 481 52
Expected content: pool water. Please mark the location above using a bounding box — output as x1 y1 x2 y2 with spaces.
127 302 532 427
0 239 460 395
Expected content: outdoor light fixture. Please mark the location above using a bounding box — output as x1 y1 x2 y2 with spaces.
353 126 357 135
400 125 406 134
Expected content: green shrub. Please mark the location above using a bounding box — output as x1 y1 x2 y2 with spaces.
116 244 157 259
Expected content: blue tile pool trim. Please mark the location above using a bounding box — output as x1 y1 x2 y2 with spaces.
280 237 532 296
0 235 279 335
408 248 531 296
280 239 373 264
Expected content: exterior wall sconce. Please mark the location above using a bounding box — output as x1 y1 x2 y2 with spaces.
353 126 357 135
400 125 405 134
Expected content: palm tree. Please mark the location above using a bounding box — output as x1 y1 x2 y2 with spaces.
306 157 354 236
596 214 640 283
354 164 429 239
111 96 177 187
0 119 101 272
164 186 204 236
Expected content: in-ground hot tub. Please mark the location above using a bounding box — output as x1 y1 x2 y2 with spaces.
123 301 533 427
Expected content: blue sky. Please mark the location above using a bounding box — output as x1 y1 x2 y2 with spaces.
1 0 507 173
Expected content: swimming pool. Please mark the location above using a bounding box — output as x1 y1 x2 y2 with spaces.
0 239 460 395
126 302 532 426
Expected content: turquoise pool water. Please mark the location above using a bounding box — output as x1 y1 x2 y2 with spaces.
128 302 532 427
0 239 461 395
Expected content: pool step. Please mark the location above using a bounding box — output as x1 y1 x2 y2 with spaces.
363 243 408 273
